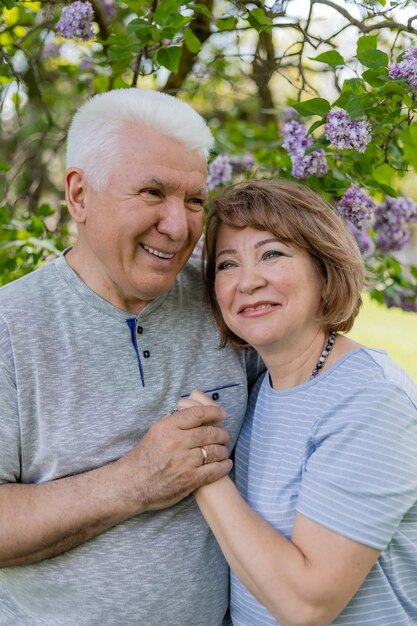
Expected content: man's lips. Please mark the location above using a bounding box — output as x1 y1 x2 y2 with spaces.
238 302 280 316
141 243 175 259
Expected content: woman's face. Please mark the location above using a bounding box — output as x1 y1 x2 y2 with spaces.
214 225 324 353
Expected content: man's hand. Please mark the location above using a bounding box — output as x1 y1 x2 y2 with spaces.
0 392 230 566
115 397 232 513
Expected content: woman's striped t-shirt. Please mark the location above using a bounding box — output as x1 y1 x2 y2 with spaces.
231 347 417 626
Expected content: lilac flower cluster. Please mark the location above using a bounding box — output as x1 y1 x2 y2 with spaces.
282 121 312 156
97 0 116 21
291 150 328 179
374 196 417 253
282 121 328 179
346 220 375 258
207 155 233 191
389 47 417 91
336 184 376 230
384 290 417 313
325 108 372 152
207 154 255 191
56 1 94 41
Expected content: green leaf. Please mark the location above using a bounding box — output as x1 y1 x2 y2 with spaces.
215 16 238 31
156 46 182 73
184 27 201 53
250 8 273 24
187 3 212 17
0 162 10 171
362 68 387 87
372 163 394 186
290 98 330 117
310 50 345 66
344 94 374 117
247 7 273 30
154 0 181 25
357 49 388 69
308 119 325 134
35 204 55 218
400 123 417 172
357 35 378 54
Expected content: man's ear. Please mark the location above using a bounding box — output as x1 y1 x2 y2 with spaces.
65 168 88 224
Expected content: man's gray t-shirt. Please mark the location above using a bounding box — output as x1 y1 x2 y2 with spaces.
0 255 261 625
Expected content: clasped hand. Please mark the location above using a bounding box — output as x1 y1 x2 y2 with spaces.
117 390 232 513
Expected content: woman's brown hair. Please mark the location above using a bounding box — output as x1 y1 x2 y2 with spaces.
203 179 364 348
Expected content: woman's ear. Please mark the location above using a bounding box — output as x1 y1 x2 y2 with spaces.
65 168 87 224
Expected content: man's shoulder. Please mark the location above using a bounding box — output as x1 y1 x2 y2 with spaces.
174 260 206 303
0 259 59 312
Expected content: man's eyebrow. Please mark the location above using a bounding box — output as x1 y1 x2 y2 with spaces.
216 238 280 260
140 177 208 196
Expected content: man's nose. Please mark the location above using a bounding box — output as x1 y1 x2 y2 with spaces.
156 199 189 240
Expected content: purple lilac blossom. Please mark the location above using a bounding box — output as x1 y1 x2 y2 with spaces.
336 184 376 230
191 238 204 260
374 196 417 252
325 108 372 152
291 150 328 179
389 47 417 91
280 106 298 123
97 0 116 21
56 1 94 41
41 41 60 61
207 154 233 191
282 120 313 156
230 154 255 174
384 290 417 313
346 220 375 258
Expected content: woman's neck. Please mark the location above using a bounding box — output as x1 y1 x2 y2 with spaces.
261 332 362 390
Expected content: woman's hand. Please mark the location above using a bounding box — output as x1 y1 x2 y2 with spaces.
177 389 218 411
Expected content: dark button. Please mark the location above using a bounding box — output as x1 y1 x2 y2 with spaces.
212 392 219 401
143 350 150 358
137 326 143 334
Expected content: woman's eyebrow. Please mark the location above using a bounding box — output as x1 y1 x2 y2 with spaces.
216 248 237 260
216 238 282 260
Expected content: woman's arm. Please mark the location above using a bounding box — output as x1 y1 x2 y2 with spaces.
195 477 379 626
179 390 379 626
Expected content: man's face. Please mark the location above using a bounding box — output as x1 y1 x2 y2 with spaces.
67 125 208 313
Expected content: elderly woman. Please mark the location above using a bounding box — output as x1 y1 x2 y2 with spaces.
178 180 417 626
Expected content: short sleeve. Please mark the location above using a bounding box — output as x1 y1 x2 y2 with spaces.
296 382 417 550
0 316 21 484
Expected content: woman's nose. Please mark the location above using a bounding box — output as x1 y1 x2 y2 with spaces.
237 267 267 293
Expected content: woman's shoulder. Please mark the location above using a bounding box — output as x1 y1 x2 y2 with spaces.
328 341 417 412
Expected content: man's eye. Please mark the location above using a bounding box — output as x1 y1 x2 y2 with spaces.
142 188 161 197
187 198 205 211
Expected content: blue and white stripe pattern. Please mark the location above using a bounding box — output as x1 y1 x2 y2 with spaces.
231 348 417 625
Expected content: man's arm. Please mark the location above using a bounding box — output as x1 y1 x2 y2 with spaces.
0 404 232 567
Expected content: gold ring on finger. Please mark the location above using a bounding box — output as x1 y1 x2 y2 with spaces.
200 446 208 465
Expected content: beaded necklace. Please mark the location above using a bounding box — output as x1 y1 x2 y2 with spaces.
310 331 337 379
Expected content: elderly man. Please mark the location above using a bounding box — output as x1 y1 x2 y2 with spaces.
0 89 261 625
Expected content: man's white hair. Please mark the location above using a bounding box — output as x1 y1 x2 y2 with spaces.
66 88 214 190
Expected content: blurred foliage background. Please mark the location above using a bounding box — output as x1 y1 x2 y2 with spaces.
0 0 416 377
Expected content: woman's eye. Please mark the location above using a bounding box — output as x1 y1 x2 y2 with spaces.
216 260 237 271
262 250 283 261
